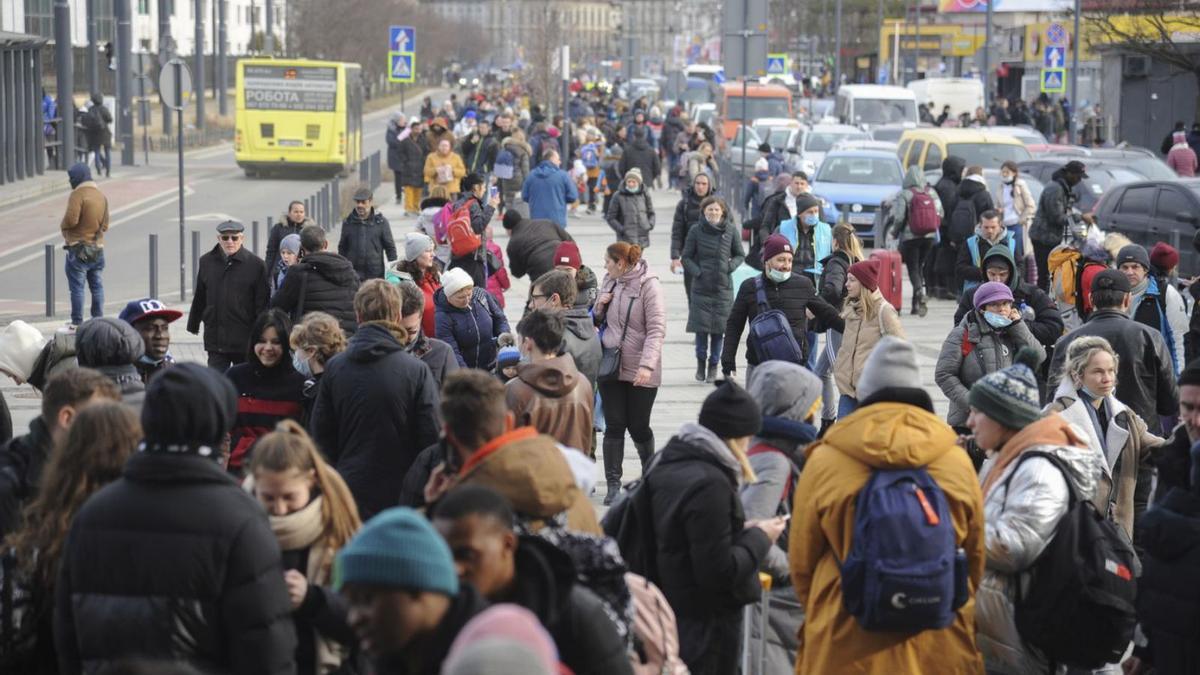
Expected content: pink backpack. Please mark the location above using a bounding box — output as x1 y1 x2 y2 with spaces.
432 202 456 245
907 187 941 236
625 572 689 674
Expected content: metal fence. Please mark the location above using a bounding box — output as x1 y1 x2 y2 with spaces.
1 34 49 185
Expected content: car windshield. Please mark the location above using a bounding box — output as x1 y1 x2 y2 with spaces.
1072 167 1143 210
851 98 917 125
726 96 791 120
761 128 794 149
1123 157 1178 181
946 142 1032 166
816 157 903 185
807 131 868 152
871 127 905 142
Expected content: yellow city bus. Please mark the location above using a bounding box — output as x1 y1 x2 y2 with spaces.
235 58 363 176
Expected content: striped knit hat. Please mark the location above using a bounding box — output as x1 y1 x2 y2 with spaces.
967 347 1042 430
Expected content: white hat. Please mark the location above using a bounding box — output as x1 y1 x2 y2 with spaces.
442 267 475 298
0 320 47 383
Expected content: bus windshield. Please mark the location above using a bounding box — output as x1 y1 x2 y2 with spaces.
726 96 790 121
243 64 338 112
851 98 917 125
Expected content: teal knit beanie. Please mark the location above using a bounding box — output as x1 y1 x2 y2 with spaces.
967 347 1043 430
334 507 459 595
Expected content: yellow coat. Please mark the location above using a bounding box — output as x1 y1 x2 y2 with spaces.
788 402 986 674
423 151 466 194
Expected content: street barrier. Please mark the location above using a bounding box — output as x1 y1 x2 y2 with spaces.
44 245 55 318
191 230 201 287
149 234 159 299
252 220 261 256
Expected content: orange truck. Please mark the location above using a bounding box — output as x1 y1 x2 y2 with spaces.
718 82 793 140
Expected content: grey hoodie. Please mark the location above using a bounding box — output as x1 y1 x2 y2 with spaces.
889 165 943 243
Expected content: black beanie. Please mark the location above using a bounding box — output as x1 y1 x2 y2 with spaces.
699 380 762 438
141 363 237 452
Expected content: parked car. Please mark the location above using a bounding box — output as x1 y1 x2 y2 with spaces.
870 124 916 143
727 124 765 175
1020 158 1164 213
831 139 899 154
1089 148 1177 180
984 125 1049 146
1027 143 1090 157
1093 178 1200 275
782 123 870 177
898 128 1032 172
812 149 905 243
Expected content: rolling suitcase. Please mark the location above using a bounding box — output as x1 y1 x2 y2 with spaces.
871 249 903 311
741 572 772 675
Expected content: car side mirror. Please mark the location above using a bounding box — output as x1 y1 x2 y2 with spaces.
1177 210 1198 226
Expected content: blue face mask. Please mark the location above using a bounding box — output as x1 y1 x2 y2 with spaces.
983 311 1012 329
802 213 820 227
766 268 791 283
292 351 313 379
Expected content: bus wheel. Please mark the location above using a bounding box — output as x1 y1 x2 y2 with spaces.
244 168 258 178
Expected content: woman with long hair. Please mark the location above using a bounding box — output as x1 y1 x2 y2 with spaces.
247 420 362 675
4 402 141 674
225 308 307 475
833 259 906 417
814 224 864 426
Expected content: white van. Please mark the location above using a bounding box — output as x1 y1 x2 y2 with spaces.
835 84 918 128
906 77 985 119
685 64 724 84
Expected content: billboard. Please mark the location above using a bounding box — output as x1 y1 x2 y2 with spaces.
938 0 1071 12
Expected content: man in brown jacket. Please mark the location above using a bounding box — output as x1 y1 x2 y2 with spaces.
507 308 594 453
61 163 109 327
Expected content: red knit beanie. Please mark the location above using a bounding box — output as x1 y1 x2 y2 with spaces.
1150 242 1180 273
848 259 880 292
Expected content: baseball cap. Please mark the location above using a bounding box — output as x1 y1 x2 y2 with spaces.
1091 268 1132 294
119 298 183 325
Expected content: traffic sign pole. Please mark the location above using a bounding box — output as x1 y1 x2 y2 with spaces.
175 61 185 301
1071 0 1080 144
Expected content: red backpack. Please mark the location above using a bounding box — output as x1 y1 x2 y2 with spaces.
446 203 481 258
907 187 941 236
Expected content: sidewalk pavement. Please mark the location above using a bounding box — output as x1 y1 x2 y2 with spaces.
1 181 960 509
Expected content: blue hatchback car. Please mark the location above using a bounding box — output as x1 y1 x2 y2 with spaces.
811 149 905 244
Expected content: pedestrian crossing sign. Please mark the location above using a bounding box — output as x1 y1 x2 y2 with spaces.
1041 67 1065 94
766 54 787 75
388 52 415 83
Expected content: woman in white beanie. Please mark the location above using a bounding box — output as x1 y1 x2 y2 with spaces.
387 232 442 337
435 267 510 370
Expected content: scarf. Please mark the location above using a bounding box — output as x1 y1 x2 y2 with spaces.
980 414 1088 497
1129 275 1151 314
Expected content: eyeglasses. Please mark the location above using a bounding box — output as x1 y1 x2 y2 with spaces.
219 234 242 241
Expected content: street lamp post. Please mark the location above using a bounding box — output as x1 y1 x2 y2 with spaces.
1069 0 1080 143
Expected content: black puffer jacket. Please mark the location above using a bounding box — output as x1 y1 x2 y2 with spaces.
337 209 397 281
505 217 572 281
818 250 851 310
0 416 52 539
1136 486 1200 674
681 218 745 335
310 322 441 519
397 134 427 187
506 536 634 675
54 452 296 675
76 316 147 407
722 272 844 374
617 138 661 184
952 244 1063 347
670 185 710 260
187 245 270 355
948 177 994 245
758 190 791 235
934 156 966 227
271 251 360 335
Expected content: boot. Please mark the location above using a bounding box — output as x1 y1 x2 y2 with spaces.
917 293 929 318
602 437 624 506
695 358 706 382
634 433 656 472
706 362 718 383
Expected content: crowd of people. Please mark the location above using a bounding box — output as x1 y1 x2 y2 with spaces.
2 82 1199 675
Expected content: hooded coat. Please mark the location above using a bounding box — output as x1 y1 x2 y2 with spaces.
337 209 397 281
61 166 109 247
681 214 746 334
935 311 1046 428
506 354 594 453
522 161 579 227
187 245 270 355
888 166 943 243
597 260 666 387
270 251 360 335
670 181 713 259
948 176 995 245
309 322 441 519
789 401 986 675
833 290 905 398
644 423 774 674
264 217 311 291
75 317 147 407
561 308 602 391
934 156 966 226
606 176 655 248
952 245 1063 348
974 415 1103 675
434 287 509 370
1138 481 1200 674
955 224 1015 291
504 217 572 281
498 136 533 197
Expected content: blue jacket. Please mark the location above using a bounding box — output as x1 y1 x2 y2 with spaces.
434 287 511 370
522 161 579 227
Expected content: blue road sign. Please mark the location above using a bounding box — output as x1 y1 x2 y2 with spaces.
388 52 415 83
1041 68 1066 94
1046 22 1067 45
1044 46 1065 69
389 26 415 53
766 54 786 75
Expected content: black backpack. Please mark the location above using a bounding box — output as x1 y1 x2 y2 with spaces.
1005 451 1138 669
601 454 663 583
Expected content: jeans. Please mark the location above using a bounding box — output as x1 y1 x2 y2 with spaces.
92 143 110 176
65 248 104 325
694 332 724 365
806 331 819 371
599 380 657 444
586 174 599 209
838 394 858 418
813 330 842 420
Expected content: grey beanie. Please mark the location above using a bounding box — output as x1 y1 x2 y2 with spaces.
280 234 301 255
855 336 921 402
747 360 821 422
1116 244 1151 272
405 232 435 262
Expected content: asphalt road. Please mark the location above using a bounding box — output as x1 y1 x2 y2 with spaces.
0 88 450 322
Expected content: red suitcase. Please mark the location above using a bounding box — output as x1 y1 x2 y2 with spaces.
871 249 903 311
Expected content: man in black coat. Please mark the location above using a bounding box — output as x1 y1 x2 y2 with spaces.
310 280 441 519
338 187 397 282
264 201 312 291
54 363 297 675
1030 161 1088 291
952 244 1063 349
396 120 427 217
0 368 119 539
502 209 573 281
431 485 633 675
618 127 661 186
187 220 270 371
460 119 499 176
272 225 360 335
1047 270 1178 432
931 156 966 299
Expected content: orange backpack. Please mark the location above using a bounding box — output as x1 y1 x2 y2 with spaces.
446 203 481 258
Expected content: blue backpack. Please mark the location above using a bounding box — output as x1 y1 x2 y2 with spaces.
746 276 805 365
581 143 600 168
840 467 968 632
493 147 515 180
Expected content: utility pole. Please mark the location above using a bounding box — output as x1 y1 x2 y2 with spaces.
54 0 74 169
194 0 205 129
834 0 842 90
984 0 993 99
264 0 274 54
877 0 884 82
914 0 921 81
158 0 172 134
116 0 134 165
217 0 227 115
86 0 99 95
1069 0 1080 143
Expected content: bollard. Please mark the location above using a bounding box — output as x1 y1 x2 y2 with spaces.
44 244 55 318
321 185 330 227
305 197 311 219
372 152 381 190
149 234 159 299
252 220 261 256
331 178 340 230
191 230 201 290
